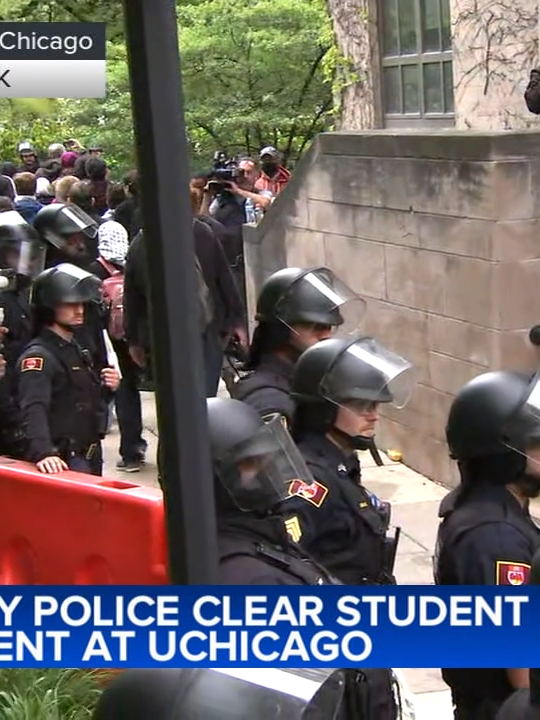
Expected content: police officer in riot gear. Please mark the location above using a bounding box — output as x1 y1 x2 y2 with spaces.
207 396 341 585
33 203 99 270
0 211 46 456
434 370 540 718
230 267 366 427
16 263 120 475
33 202 107 369
281 336 415 585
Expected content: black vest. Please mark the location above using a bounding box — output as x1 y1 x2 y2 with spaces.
305 454 395 585
27 336 104 453
219 534 341 586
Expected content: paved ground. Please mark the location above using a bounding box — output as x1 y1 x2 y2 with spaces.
102 389 456 716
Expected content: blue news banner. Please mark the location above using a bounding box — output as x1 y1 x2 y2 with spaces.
0 586 538 668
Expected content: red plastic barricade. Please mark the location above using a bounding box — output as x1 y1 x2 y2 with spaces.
0 457 168 584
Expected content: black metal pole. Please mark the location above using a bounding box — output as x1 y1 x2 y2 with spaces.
122 0 218 584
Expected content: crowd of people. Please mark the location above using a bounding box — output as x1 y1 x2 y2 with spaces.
0 138 291 474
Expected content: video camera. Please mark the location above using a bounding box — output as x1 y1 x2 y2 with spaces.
209 150 244 187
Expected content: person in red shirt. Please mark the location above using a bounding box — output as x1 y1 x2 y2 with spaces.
255 146 291 196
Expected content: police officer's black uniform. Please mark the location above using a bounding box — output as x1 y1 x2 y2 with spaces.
434 370 540 719
207 396 341 585
282 335 415 585
0 211 46 456
33 203 107 370
231 267 365 427
16 264 111 475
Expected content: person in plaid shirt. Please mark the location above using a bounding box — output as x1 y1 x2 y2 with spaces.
255 147 291 196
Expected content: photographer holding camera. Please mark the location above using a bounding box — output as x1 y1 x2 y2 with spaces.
201 154 272 227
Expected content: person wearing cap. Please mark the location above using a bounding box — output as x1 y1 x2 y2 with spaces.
16 142 40 174
255 146 291 196
0 210 46 457
60 151 78 177
434 370 540 717
281 336 414 585
230 267 367 429
16 263 120 475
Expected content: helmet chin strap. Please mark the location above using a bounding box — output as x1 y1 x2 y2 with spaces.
330 426 374 452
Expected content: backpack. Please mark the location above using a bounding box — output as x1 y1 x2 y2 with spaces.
195 255 214 331
97 257 125 340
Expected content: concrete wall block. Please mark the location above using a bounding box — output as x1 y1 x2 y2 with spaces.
428 314 495 367
307 199 356 237
323 235 386 300
288 192 310 228
304 165 334 202
327 155 374 207
492 328 537 371
384 245 448 314
418 214 492 259
491 219 540 261
372 157 494 218
285 229 327 268
493 259 540 330
372 207 420 247
443 255 495 326
428 352 486 395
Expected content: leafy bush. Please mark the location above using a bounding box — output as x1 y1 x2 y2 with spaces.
0 669 103 720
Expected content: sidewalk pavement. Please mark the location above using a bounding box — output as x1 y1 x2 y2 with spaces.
102 389 457 716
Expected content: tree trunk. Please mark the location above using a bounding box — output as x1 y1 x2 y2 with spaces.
327 0 383 129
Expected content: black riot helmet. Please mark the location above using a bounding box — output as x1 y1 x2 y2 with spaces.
291 336 415 449
207 397 314 513
292 336 416 409
255 267 366 334
446 371 538 460
31 262 102 309
33 203 98 252
0 210 46 284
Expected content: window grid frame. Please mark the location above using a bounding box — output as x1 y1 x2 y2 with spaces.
379 0 455 123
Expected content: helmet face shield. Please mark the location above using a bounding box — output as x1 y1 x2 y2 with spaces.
59 205 98 240
502 374 540 464
0 211 46 278
274 268 367 339
320 337 416 411
32 262 102 308
213 416 315 512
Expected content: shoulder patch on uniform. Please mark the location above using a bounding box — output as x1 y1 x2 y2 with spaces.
495 561 531 585
287 479 328 508
284 516 302 543
261 412 289 429
21 357 44 372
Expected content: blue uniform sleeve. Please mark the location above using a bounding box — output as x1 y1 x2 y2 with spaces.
452 522 533 585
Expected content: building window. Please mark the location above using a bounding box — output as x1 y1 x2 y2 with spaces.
380 0 454 125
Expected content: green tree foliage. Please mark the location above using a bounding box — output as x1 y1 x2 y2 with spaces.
179 0 333 167
0 0 334 173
